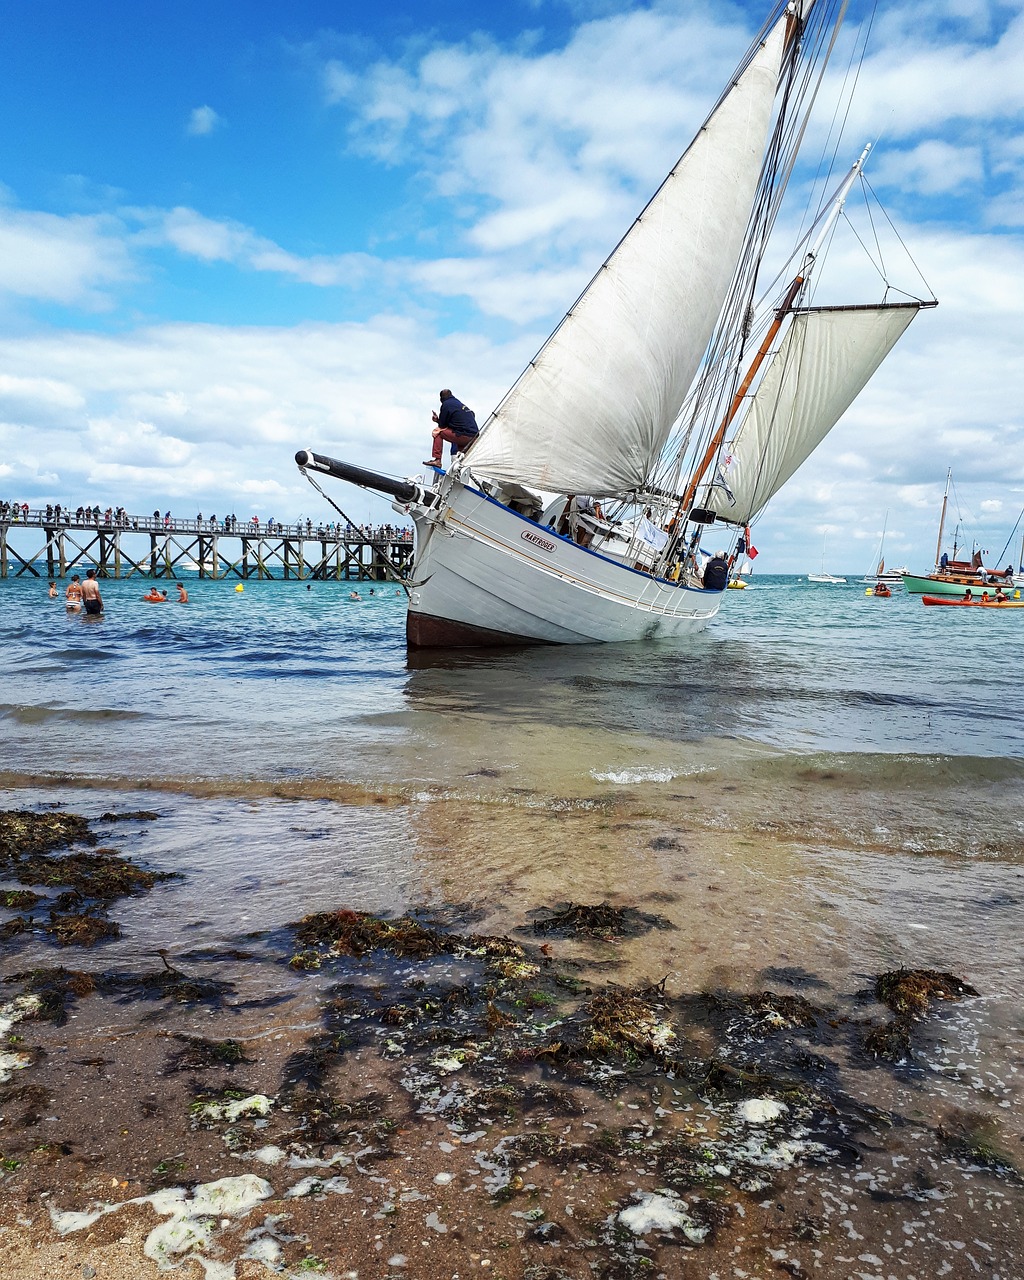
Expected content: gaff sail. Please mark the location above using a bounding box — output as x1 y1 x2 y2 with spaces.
464 17 789 498
707 302 924 525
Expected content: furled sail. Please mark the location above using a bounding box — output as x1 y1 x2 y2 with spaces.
708 302 923 524
464 17 789 497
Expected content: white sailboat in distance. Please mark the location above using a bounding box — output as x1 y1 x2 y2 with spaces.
808 534 847 584
297 0 936 647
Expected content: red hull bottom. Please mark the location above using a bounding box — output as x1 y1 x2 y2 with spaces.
406 611 553 648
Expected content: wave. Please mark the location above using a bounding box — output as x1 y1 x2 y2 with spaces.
0 769 396 806
748 750 1024 789
0 705 149 725
590 767 679 784
46 648 121 662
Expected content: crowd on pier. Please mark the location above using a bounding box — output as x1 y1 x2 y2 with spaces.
0 501 412 543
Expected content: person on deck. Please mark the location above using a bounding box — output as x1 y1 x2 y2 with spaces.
556 495 605 547
702 551 730 591
424 390 479 468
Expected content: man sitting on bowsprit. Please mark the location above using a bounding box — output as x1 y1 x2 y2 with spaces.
424 389 479 469
702 550 730 591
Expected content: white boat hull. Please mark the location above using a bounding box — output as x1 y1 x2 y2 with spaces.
405 481 724 646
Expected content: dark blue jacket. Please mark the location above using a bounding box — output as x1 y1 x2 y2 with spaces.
438 396 479 437
703 556 729 591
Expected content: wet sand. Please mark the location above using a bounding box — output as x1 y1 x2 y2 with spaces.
1 780 1022 1280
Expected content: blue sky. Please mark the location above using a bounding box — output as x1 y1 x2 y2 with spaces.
1 0 1023 571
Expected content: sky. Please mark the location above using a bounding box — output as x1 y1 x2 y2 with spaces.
1 0 1023 573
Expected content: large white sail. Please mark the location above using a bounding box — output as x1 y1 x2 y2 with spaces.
708 302 923 524
465 18 788 497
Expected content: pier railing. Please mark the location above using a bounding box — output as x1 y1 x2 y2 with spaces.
0 509 415 582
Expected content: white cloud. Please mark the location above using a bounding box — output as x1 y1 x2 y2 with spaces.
868 141 984 197
0 207 134 307
0 315 527 512
323 6 751 261
187 105 223 137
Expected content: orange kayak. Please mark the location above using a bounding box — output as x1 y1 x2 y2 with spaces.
922 594 1024 609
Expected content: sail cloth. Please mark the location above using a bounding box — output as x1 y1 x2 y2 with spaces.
708 303 923 525
464 19 788 498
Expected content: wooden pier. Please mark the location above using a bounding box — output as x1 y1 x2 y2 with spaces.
0 511 415 582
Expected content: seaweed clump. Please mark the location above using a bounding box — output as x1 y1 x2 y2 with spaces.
2 967 97 1024
165 1036 254 1072
580 984 677 1061
531 900 670 939
289 907 525 970
0 809 179 953
865 969 980 1064
0 811 95 858
874 968 979 1016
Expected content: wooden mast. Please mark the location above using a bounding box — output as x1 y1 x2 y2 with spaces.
680 273 804 512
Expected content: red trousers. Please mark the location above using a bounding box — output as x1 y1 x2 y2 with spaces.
431 429 476 463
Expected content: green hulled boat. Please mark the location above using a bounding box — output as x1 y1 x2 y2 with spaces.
902 470 1018 597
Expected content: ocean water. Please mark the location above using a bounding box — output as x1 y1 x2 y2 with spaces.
2 570 1022 777
2 570 1023 1273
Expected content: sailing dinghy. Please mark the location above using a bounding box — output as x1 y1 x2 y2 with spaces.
298 0 936 647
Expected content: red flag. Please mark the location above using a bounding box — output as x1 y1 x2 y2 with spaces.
748 544 758 559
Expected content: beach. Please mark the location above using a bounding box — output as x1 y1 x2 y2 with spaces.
1 577 1022 1279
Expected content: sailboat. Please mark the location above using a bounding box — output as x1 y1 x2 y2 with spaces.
727 558 754 590
902 471 1017 597
297 0 935 648
858 513 908 586
807 534 846 584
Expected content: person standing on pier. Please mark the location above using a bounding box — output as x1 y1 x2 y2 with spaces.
81 569 104 616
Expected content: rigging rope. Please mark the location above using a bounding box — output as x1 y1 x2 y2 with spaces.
299 466 410 594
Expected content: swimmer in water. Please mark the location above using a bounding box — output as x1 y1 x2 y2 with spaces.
65 575 83 612
349 591 361 600
176 582 188 603
48 580 58 598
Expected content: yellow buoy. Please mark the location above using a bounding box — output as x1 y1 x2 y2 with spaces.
865 588 873 596
235 584 244 593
